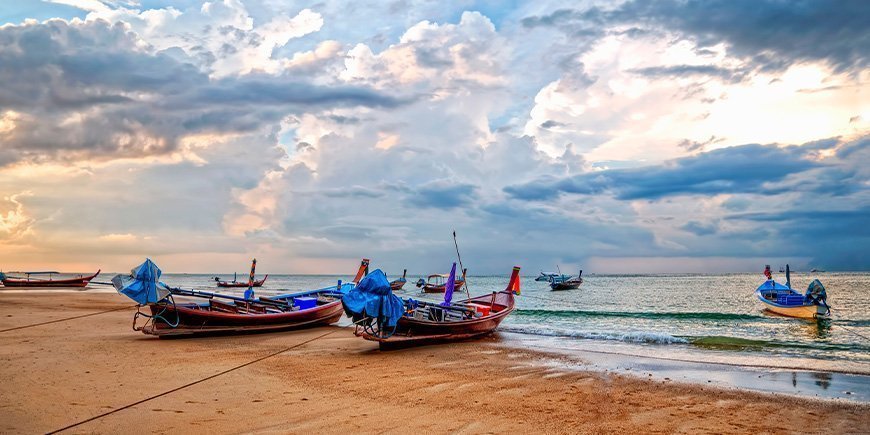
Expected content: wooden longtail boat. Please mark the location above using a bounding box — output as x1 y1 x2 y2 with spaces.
118 259 370 338
0 270 100 288
215 258 268 287
215 275 268 288
417 269 466 293
389 269 407 290
355 266 520 349
550 270 582 291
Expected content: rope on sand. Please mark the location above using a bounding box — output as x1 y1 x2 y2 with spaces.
47 327 345 434
0 305 135 333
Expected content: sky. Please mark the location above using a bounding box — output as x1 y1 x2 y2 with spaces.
0 0 867 274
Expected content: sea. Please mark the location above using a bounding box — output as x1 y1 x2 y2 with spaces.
77 270 870 400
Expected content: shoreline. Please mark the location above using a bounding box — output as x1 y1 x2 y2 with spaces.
498 332 869 402
1 291 867 433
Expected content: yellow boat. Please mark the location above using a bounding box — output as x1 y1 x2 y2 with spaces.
755 265 830 320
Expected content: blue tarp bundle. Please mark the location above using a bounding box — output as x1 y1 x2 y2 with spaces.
112 258 170 305
341 269 404 327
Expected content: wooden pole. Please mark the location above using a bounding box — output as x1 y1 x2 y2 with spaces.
453 230 471 298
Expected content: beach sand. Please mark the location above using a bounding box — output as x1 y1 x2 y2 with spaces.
0 291 867 434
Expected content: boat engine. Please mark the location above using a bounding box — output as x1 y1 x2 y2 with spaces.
805 279 830 314
415 278 425 288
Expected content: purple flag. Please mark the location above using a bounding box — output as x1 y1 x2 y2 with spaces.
442 262 457 306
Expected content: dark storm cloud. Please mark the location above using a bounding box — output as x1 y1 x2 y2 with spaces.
504 142 827 201
0 19 406 166
727 207 870 269
522 0 870 73
406 181 479 209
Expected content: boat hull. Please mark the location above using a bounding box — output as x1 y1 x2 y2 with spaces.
421 280 465 293
759 301 828 319
1 271 100 288
216 277 267 288
550 280 581 291
755 291 828 319
357 291 514 349
389 280 406 291
141 299 344 337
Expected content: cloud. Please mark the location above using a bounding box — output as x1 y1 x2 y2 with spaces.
0 18 406 167
523 0 870 73
680 220 719 236
406 180 479 209
504 141 829 201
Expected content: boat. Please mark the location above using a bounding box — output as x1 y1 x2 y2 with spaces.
214 258 268 288
535 271 570 282
113 258 370 337
550 270 582 291
0 270 100 288
416 269 466 293
755 264 830 319
215 275 268 288
389 269 407 290
343 265 521 349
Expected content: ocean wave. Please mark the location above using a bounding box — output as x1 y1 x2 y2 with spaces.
502 326 869 355
501 325 689 344
688 335 867 352
515 308 761 322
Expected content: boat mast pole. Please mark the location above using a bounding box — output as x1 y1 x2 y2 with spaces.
453 230 471 298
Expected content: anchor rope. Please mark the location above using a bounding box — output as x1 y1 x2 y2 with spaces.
47 326 347 434
0 305 134 333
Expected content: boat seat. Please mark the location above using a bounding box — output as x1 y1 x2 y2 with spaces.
210 300 239 313
234 301 267 313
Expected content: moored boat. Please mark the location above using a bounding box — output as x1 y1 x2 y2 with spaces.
550 270 582 291
344 264 521 349
755 265 830 319
390 269 408 290
113 258 370 337
535 271 569 282
416 269 466 293
0 270 100 288
214 258 268 287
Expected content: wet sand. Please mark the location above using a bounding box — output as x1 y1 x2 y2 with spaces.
0 291 867 434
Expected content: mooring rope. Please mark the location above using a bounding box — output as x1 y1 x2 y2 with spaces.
0 305 135 333
47 326 345 434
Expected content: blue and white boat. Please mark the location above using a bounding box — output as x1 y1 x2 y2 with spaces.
755 265 830 319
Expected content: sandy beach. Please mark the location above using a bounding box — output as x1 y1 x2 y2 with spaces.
1 291 867 434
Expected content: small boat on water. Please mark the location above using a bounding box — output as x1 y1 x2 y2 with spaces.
389 269 408 290
755 264 830 319
114 258 370 337
416 269 466 293
214 258 268 288
550 270 582 291
535 271 570 282
344 263 520 349
0 270 100 288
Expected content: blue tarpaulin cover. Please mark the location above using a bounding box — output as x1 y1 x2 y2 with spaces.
755 280 794 292
112 258 170 305
341 269 404 327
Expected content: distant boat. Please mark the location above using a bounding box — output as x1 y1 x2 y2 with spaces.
389 269 408 290
416 269 466 293
755 264 830 319
0 270 100 288
214 258 268 288
550 270 583 291
535 271 571 282
810 268 825 273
